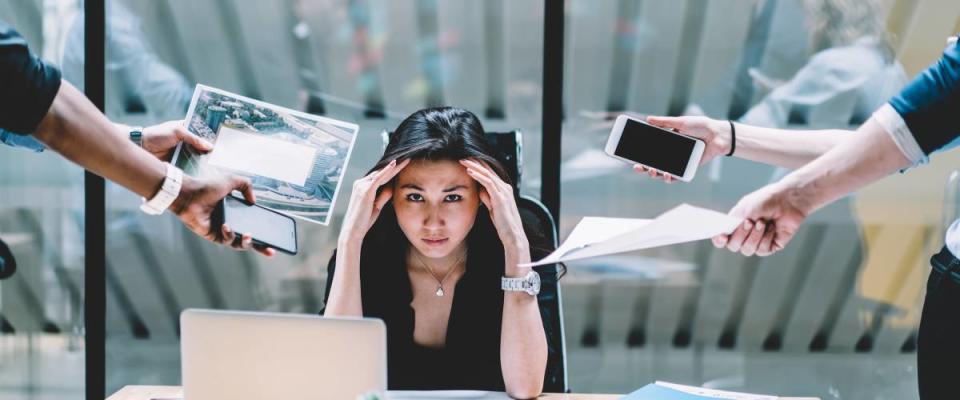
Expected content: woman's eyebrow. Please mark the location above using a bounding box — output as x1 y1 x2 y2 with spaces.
398 183 467 192
443 185 468 192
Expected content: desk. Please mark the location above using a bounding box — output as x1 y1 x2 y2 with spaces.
107 386 621 400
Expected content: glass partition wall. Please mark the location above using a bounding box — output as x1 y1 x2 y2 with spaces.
0 0 86 398
101 0 545 395
558 0 955 398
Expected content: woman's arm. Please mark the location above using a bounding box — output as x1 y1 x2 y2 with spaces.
500 242 548 399
323 241 364 317
460 159 548 398
323 159 410 317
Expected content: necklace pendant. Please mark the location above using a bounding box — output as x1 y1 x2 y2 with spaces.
435 285 445 297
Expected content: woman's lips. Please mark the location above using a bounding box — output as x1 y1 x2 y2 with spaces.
422 238 449 246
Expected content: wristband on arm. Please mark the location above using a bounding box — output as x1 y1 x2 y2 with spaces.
726 120 736 157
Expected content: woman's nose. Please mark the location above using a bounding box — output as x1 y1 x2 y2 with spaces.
423 207 445 228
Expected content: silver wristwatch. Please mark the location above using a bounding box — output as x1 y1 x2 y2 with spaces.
501 270 541 296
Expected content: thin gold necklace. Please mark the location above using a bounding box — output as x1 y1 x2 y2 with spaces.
413 249 466 297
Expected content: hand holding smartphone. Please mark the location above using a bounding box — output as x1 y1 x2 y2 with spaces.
604 115 706 182
214 195 298 255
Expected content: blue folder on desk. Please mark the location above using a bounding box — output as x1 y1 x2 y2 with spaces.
623 384 719 400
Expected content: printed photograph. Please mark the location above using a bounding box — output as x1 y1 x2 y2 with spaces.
173 85 359 225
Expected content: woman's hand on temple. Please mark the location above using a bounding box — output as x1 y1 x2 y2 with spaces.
460 159 529 263
338 159 411 245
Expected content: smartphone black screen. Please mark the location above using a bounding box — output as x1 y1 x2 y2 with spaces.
614 119 696 176
222 196 298 254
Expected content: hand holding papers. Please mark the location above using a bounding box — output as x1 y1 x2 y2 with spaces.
520 204 741 267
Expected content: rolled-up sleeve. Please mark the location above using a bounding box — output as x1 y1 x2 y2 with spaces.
883 38 960 166
0 21 62 135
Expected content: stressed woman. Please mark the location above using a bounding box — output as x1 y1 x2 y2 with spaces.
322 107 560 398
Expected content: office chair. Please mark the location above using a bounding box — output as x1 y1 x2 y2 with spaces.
485 130 567 393
377 129 569 392
0 238 16 280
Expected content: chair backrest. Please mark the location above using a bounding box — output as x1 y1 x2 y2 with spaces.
517 194 569 393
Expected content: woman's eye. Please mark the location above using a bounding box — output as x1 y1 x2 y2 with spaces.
444 194 463 202
406 193 424 202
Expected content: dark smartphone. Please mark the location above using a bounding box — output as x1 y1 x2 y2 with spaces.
214 195 298 255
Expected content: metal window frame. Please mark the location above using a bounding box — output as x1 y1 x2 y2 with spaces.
84 0 106 399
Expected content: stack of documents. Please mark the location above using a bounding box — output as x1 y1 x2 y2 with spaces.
520 204 742 267
625 381 820 400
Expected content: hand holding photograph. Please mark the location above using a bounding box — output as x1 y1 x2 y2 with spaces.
172 85 359 225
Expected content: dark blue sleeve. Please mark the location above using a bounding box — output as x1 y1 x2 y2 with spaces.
0 20 62 135
889 39 960 155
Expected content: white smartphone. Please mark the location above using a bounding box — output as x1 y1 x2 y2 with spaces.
604 114 706 182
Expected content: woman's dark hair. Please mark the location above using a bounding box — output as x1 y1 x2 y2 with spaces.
363 106 561 277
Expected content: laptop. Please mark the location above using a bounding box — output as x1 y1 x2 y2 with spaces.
180 309 387 399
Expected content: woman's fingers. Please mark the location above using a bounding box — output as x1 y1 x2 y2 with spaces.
478 187 493 210
373 158 410 187
373 185 393 215
463 159 505 187
465 164 497 192
460 160 505 194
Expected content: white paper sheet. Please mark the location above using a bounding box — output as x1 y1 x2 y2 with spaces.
385 390 510 399
655 381 779 400
206 126 318 186
520 204 742 267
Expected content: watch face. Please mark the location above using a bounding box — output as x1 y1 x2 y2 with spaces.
526 270 541 296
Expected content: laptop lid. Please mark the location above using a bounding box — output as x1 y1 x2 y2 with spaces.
181 309 387 399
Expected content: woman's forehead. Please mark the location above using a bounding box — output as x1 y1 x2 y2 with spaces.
395 159 473 189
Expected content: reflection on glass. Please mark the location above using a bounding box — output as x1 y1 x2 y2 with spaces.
560 0 941 398
0 0 86 398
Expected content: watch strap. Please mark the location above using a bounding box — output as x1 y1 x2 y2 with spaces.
501 270 539 295
140 163 183 216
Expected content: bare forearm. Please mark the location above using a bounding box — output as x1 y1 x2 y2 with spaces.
776 118 913 214
31 81 166 198
324 242 364 317
733 124 853 169
500 247 547 399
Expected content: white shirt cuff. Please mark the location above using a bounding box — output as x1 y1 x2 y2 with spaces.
872 103 928 167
